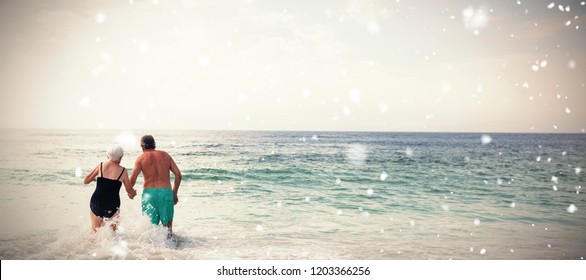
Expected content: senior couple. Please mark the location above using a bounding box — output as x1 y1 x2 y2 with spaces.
83 135 182 237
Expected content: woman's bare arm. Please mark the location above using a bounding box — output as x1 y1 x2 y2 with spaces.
121 169 136 199
83 164 99 184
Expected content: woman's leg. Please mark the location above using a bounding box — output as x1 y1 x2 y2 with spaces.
90 210 104 232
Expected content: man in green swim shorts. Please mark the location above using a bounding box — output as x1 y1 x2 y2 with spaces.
130 135 182 237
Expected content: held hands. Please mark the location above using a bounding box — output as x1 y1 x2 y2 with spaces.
128 189 137 200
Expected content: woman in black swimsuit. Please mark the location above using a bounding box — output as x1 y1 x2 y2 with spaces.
84 145 137 232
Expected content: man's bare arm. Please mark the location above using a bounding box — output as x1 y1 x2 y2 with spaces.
129 158 142 188
169 155 181 205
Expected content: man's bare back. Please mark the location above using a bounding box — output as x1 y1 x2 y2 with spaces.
135 150 174 189
130 148 181 204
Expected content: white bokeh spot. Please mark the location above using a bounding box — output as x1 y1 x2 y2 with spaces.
95 12 106 23
79 96 91 107
567 204 577 213
462 6 489 32
346 144 368 165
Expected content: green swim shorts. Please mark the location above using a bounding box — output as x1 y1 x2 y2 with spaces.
141 188 174 225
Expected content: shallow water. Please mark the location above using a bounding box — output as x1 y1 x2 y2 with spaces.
0 130 584 259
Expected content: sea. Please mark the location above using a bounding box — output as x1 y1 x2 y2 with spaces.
0 129 584 260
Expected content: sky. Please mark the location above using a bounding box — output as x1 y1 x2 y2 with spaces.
0 0 585 133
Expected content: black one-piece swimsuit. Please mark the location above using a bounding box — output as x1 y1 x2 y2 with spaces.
89 162 124 218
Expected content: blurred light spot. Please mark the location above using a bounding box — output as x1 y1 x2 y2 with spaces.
346 144 367 165
349 89 361 103
367 21 381 34
116 131 137 148
96 13 106 23
568 59 576 69
379 102 389 113
380 171 388 181
199 56 211 67
462 6 489 31
567 204 577 213
79 96 91 107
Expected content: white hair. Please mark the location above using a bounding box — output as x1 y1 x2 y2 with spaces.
107 145 124 161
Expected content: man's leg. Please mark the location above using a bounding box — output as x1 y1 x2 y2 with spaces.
161 189 175 238
166 220 173 238
142 190 161 225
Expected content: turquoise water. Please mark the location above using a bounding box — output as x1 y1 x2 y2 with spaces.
0 130 584 259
